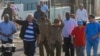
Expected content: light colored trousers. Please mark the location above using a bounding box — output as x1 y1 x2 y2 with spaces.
75 46 85 56
86 41 99 56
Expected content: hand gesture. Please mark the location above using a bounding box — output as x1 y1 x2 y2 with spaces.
57 14 61 20
14 16 18 22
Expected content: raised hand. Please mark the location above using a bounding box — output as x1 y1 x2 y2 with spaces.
57 14 61 20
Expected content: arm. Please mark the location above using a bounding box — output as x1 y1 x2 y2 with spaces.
92 33 100 39
85 25 88 38
13 16 25 25
0 25 7 37
1 9 6 19
85 9 88 21
34 12 36 19
0 32 7 37
35 23 40 45
75 10 78 20
45 5 49 14
71 28 75 37
71 28 76 44
57 14 64 29
93 24 100 39
60 20 64 29
7 23 17 37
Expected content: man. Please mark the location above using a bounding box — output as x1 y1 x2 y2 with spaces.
62 12 77 56
38 12 51 56
50 18 63 56
40 1 50 19
76 4 88 26
34 5 43 21
71 20 85 56
0 14 16 44
40 1 48 17
85 15 100 56
1 3 14 21
14 13 40 56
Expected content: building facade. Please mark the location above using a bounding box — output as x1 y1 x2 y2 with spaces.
14 0 39 11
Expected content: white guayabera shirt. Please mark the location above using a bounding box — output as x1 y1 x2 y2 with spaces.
76 8 88 21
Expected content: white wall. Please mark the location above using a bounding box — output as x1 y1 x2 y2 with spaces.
0 4 70 22
95 0 100 16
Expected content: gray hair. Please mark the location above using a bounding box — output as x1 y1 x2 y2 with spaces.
27 13 34 17
79 4 84 7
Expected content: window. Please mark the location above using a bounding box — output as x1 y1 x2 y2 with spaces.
24 3 37 11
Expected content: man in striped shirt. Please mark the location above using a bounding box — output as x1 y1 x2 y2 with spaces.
24 22 35 41
14 13 40 56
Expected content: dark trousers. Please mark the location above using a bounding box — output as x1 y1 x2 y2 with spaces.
64 37 74 56
23 41 35 56
1 38 13 44
83 21 87 26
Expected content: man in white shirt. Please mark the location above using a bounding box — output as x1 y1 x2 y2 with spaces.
75 4 88 26
62 12 77 56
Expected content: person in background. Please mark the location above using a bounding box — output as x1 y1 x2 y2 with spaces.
34 5 43 21
38 12 51 56
14 13 40 56
85 15 100 56
1 3 14 21
50 15 63 56
75 4 88 26
71 20 85 56
62 12 77 56
71 14 76 20
40 1 48 17
0 14 16 44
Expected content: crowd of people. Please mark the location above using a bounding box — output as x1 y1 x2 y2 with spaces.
0 1 100 56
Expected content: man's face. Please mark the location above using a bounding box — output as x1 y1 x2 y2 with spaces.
27 15 33 22
4 15 9 23
37 6 41 11
40 1 44 6
79 6 84 10
7 3 11 8
54 19 59 26
88 17 94 22
66 13 70 19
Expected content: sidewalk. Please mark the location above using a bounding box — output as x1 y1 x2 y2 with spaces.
13 31 100 56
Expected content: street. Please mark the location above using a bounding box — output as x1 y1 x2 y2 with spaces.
9 32 100 56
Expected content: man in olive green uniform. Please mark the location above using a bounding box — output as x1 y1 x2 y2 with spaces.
38 12 51 56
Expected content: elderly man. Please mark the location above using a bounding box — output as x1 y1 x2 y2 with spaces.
14 13 40 56
0 14 16 44
76 4 88 26
1 3 14 21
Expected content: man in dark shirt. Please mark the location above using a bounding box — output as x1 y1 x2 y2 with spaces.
34 5 43 21
14 13 40 56
1 3 13 21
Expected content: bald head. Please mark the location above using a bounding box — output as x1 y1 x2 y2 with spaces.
4 14 9 23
